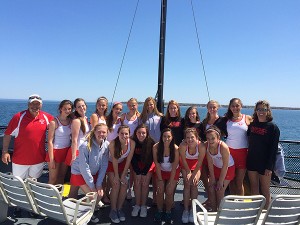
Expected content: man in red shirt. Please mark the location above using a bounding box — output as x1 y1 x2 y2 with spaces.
2 94 53 179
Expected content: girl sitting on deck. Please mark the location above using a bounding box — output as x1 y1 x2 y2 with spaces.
179 128 205 223
205 125 235 211
107 125 135 223
153 128 180 224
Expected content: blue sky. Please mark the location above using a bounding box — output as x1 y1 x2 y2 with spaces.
0 1 299 107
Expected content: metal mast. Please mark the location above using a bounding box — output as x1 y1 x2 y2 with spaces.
156 0 167 114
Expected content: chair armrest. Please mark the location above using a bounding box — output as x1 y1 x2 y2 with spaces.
192 199 208 225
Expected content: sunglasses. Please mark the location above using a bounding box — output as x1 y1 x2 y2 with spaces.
256 108 268 112
29 96 42 100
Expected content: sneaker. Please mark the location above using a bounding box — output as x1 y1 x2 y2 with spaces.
140 205 147 218
126 189 133 200
109 210 120 224
118 209 126 221
131 205 140 217
164 211 172 224
189 209 194 223
154 211 163 222
91 214 100 223
181 210 189 223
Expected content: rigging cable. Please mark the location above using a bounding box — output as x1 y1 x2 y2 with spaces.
189 0 211 101
110 0 140 109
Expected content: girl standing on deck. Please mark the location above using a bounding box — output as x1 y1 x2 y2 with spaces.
106 102 123 142
130 124 155 218
66 98 91 198
46 100 73 185
160 100 184 146
121 98 140 137
179 128 205 223
247 100 280 209
223 98 252 195
205 126 235 211
153 128 180 224
90 96 108 128
70 123 109 206
139 97 163 142
107 125 135 223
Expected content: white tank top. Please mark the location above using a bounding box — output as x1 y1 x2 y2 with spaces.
53 117 71 149
160 156 172 172
226 114 248 149
97 114 106 124
123 113 139 136
207 141 234 168
186 142 200 160
76 117 90 149
107 118 122 142
109 140 131 163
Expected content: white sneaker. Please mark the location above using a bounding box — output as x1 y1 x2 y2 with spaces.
131 205 140 217
182 210 189 224
189 209 194 223
140 205 147 218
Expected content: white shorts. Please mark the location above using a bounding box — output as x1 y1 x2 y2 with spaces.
12 162 45 179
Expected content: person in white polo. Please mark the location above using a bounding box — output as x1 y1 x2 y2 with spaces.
2 94 53 179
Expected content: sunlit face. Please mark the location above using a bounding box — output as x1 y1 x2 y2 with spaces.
128 100 138 112
168 104 178 117
256 104 268 121
162 131 173 143
185 131 197 146
60 104 72 116
207 103 218 115
206 132 219 146
97 100 107 113
147 100 155 113
188 108 197 121
136 127 147 142
28 101 42 114
94 126 108 142
113 104 123 116
75 100 87 117
118 128 130 141
230 100 242 114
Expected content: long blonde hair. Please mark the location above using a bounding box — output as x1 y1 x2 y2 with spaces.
140 97 163 123
85 123 108 151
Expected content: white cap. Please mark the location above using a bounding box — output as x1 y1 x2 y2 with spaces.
28 94 42 104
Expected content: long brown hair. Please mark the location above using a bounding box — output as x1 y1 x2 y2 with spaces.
106 102 122 132
184 106 200 128
114 125 130 159
140 97 163 123
132 124 155 166
224 98 242 120
157 128 176 163
74 98 87 134
164 100 181 126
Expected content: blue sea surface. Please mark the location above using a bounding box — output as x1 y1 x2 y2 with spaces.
0 99 299 141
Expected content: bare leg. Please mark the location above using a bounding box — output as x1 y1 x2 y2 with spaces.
117 181 128 209
248 171 260 195
216 180 230 210
165 179 177 212
259 173 271 209
182 170 191 211
229 168 246 195
133 173 142 206
108 172 120 210
156 179 165 211
68 185 80 199
141 173 152 206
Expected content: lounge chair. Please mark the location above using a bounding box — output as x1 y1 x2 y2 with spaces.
26 178 97 225
192 195 266 225
0 172 38 214
259 195 300 225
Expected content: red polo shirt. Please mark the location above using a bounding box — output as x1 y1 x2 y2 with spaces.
5 110 53 165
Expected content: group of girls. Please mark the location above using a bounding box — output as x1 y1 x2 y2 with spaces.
46 96 280 224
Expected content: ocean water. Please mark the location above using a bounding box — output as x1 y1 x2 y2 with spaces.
0 99 299 141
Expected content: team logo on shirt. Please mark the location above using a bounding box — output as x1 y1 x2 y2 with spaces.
39 119 46 124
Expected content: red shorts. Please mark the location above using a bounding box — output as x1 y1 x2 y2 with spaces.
70 173 98 186
155 167 180 181
229 148 248 169
213 165 235 181
148 162 156 173
106 160 126 173
65 148 79 166
45 147 69 163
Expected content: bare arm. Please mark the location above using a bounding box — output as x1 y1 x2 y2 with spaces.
2 135 11 164
71 119 81 164
90 113 98 129
47 119 57 168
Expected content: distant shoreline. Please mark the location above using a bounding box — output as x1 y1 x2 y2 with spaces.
1 98 300 110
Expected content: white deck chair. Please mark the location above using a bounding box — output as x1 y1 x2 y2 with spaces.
259 195 300 225
26 178 97 225
192 195 266 225
0 172 39 214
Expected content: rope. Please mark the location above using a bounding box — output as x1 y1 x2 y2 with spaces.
110 0 140 109
189 0 211 101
